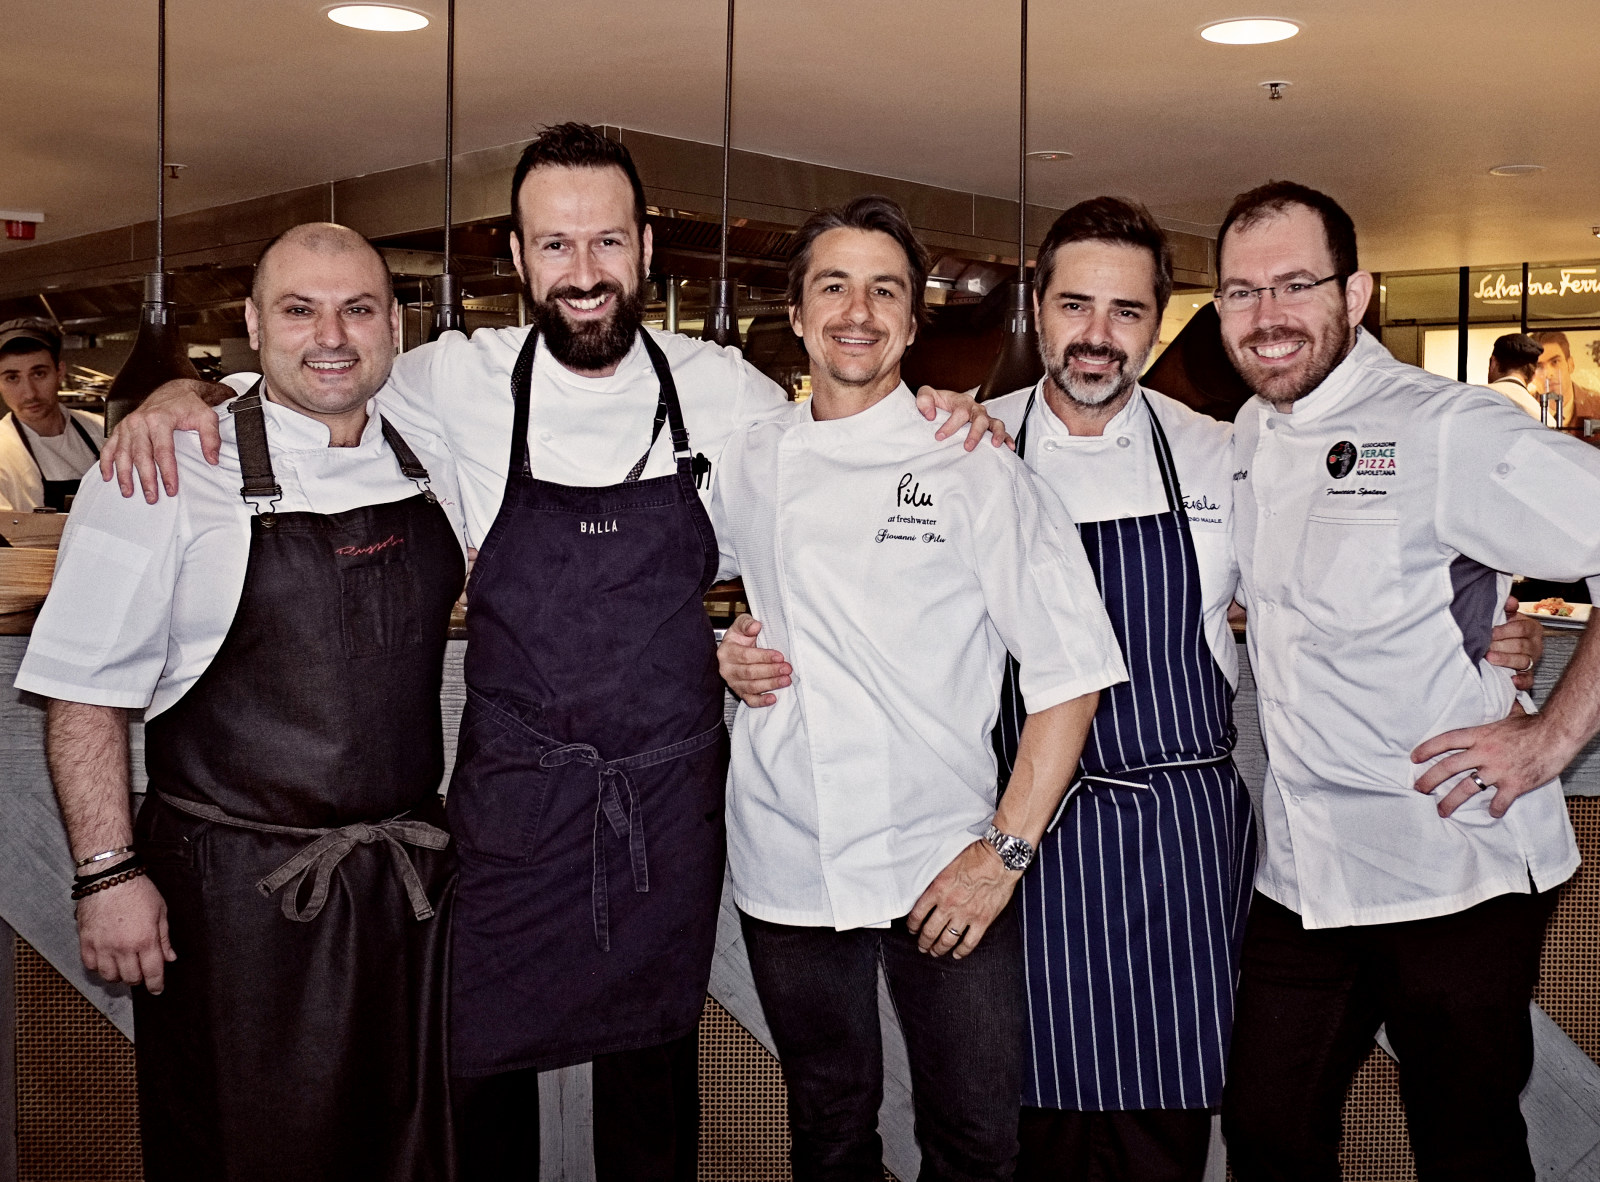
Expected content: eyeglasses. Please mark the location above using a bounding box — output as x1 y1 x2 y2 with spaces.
1214 273 1347 314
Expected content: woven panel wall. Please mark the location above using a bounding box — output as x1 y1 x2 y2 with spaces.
15 941 142 1182
1536 795 1600 1066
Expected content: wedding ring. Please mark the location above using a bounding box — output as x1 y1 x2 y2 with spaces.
1470 772 1494 793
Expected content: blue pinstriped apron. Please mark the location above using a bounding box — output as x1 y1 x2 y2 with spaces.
995 388 1255 1112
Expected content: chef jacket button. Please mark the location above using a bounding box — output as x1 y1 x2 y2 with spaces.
1266 420 1277 431
1116 436 1131 449
1494 462 1510 476
1043 439 1059 452
540 431 554 443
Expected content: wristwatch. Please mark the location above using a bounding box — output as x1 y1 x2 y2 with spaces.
983 824 1035 871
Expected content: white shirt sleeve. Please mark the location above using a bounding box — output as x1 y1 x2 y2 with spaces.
732 356 792 429
971 458 1126 713
15 465 185 709
709 452 740 582
1436 398 1600 583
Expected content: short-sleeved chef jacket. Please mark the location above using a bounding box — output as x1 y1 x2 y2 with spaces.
1234 329 1600 929
380 326 788 540
14 394 466 718
713 385 1127 931
985 384 1240 687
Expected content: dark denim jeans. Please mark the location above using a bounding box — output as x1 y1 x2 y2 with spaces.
740 902 1026 1182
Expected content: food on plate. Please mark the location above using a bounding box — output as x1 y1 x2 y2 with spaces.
1533 597 1575 617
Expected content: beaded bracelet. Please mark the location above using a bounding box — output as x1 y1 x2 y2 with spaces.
71 864 148 901
72 852 143 890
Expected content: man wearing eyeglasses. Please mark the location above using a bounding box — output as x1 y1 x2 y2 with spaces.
1214 181 1600 1182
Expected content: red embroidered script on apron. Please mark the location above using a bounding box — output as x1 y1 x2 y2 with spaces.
336 534 405 557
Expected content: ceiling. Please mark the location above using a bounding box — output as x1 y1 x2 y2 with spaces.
4 0 1598 276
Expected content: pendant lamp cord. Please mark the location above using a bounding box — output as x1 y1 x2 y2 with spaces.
444 0 455 277
156 0 166 273
1016 0 1027 283
719 0 734 285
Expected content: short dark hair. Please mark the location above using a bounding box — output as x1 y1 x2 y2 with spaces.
1492 332 1544 374
510 123 648 243
1217 180 1359 282
251 223 394 307
1034 196 1174 316
1530 329 1572 361
785 195 930 325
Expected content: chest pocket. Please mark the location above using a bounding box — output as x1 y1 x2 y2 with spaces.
1297 509 1402 625
341 561 421 658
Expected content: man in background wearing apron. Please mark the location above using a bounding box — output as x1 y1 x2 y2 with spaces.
1215 182 1600 1182
982 197 1254 1182
715 196 1126 1181
95 123 1005 1182
16 224 467 1181
0 317 104 512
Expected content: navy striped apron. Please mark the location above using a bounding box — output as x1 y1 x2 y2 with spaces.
996 388 1255 1112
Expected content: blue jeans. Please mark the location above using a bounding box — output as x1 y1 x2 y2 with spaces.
740 903 1026 1182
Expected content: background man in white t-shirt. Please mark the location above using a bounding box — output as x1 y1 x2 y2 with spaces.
0 317 104 512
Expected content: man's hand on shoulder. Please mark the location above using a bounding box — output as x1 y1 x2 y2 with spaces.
77 874 176 993
718 614 791 707
914 386 1012 452
99 378 232 503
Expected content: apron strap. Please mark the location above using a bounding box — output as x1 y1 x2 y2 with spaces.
508 327 691 484
230 383 284 511
1144 393 1185 515
1014 386 1039 461
378 416 439 501
157 792 450 923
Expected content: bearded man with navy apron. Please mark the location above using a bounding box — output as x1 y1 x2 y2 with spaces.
17 225 467 1180
984 199 1257 1182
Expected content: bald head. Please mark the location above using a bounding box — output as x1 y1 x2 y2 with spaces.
252 223 394 308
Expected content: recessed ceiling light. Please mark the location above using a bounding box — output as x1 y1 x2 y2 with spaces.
326 5 430 32
1488 163 1544 177
1201 18 1301 45
1026 150 1074 162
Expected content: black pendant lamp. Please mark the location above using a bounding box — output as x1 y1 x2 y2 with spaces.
105 0 199 434
700 0 741 349
976 0 1044 402
429 0 465 339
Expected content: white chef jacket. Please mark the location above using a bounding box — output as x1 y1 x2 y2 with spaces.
1234 329 1600 929
985 383 1240 687
0 409 104 511
15 393 466 720
1488 376 1544 422
713 385 1127 930
381 326 789 545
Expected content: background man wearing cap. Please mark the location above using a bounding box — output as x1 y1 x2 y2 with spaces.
0 317 104 512
1485 332 1545 421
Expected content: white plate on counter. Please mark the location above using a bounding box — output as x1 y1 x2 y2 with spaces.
1518 601 1591 629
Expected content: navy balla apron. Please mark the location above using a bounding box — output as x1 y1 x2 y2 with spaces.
8 411 100 510
995 389 1256 1112
136 387 465 1182
447 328 728 1077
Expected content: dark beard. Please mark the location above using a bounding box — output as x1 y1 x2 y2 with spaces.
1228 322 1354 407
529 277 646 372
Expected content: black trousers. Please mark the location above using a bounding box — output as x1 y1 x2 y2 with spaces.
452 1029 699 1182
1221 889 1557 1182
740 905 1026 1182
1016 1107 1212 1182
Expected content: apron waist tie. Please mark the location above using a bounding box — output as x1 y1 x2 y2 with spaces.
1050 751 1236 833
156 793 450 923
540 722 724 953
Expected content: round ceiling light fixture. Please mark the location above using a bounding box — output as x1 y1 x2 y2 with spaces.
1201 18 1301 44
326 4 430 32
1488 163 1544 177
1026 150 1074 162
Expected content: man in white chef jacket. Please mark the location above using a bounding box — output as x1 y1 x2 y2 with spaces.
713 195 1125 1181
0 317 104 512
1213 181 1600 1182
97 125 1005 1182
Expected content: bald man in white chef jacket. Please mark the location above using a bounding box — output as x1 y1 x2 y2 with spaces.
1213 181 1600 1182
714 195 1125 1181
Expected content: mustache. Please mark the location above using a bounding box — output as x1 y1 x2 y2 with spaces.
1059 341 1130 368
545 280 626 304
1237 326 1306 351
